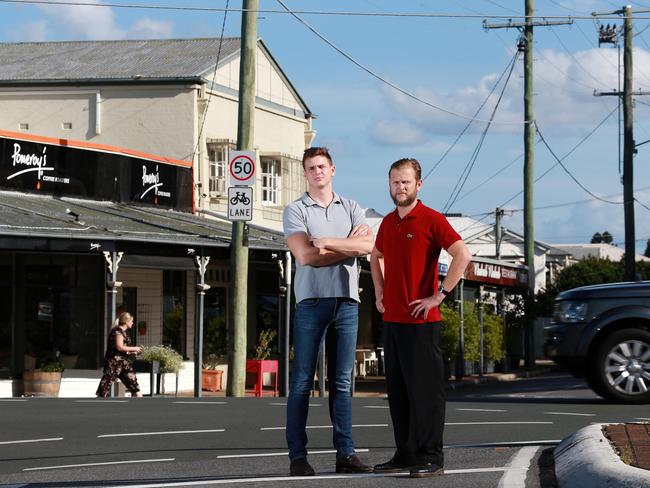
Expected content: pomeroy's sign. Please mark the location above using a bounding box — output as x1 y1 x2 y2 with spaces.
0 130 193 211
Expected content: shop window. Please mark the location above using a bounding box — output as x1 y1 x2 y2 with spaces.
203 287 228 363
22 255 102 370
260 157 281 206
207 144 227 196
163 270 186 356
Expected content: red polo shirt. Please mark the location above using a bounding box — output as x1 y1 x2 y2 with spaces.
375 201 461 324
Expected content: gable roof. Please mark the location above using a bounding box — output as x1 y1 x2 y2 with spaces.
0 38 244 83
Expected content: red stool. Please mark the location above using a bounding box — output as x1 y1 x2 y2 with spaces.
246 359 279 397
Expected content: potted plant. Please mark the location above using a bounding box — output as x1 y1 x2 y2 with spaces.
201 353 224 392
23 360 65 397
138 345 183 395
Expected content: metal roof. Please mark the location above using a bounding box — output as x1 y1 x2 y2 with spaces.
0 38 241 83
0 190 286 251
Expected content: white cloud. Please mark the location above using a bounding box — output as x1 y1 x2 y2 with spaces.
128 18 174 39
368 119 427 146
370 46 650 143
8 20 48 42
37 0 125 40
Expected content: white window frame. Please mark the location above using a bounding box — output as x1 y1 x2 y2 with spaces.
207 144 228 196
260 157 282 206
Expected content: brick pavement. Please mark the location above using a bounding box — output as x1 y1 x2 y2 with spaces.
604 423 650 471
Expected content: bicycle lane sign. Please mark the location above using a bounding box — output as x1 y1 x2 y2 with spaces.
229 150 256 187
227 186 253 221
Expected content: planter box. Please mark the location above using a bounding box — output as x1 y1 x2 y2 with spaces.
202 369 223 392
23 370 62 397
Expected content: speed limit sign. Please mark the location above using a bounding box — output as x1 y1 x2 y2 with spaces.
229 150 256 186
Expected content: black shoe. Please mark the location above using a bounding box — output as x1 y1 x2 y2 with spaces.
290 457 315 476
335 454 373 473
409 462 444 478
373 457 411 473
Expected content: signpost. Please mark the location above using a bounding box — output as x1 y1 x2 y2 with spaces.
227 150 255 222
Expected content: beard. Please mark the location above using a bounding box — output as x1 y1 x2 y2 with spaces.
391 191 417 207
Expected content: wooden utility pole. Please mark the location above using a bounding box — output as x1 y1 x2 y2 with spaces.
484 1 571 367
593 6 650 281
622 5 636 281
228 0 257 396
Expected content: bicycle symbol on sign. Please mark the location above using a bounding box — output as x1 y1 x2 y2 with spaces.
230 191 251 205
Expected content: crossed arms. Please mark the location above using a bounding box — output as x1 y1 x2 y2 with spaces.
287 224 374 267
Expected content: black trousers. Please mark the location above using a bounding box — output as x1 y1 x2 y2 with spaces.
383 321 445 467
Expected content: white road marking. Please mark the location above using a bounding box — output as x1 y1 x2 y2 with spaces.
99 467 528 487
445 440 560 448
497 446 540 488
0 437 63 446
267 402 322 407
76 400 128 403
23 458 174 471
456 408 507 412
544 411 596 417
173 401 227 405
446 422 552 426
363 405 390 409
636 417 650 421
217 448 370 459
0 399 28 402
260 424 388 431
98 429 224 438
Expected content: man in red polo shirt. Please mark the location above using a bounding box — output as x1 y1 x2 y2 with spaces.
370 158 471 478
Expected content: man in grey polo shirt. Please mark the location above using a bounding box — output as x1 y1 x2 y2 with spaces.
283 147 374 476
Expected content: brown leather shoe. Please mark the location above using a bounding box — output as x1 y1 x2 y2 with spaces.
290 457 315 476
335 454 373 473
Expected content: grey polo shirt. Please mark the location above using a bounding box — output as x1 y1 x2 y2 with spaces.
283 192 366 303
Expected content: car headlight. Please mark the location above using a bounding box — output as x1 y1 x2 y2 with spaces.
553 301 588 323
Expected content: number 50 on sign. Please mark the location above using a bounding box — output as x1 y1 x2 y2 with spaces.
229 150 256 187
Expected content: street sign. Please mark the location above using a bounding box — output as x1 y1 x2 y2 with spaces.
229 150 256 187
227 186 253 221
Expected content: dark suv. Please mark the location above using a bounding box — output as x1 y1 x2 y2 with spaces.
544 281 650 404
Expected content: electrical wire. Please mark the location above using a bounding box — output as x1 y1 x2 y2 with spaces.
442 49 519 212
421 50 520 182
192 0 229 165
274 0 528 125
534 121 624 205
497 103 620 208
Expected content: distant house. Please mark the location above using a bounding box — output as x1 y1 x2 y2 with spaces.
552 243 650 263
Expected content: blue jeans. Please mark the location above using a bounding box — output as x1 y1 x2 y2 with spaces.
286 297 358 460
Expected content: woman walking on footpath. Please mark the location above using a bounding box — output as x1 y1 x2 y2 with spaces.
96 312 143 397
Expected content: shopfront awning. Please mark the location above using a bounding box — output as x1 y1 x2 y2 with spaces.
0 190 286 256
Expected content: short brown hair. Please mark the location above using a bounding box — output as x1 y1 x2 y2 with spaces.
389 158 422 181
302 147 333 168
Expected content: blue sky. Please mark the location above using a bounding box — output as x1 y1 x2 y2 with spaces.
1 0 650 253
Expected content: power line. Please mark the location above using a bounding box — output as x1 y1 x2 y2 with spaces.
442 49 519 212
192 0 230 165
534 121 624 204
274 0 527 125
497 103 619 208
422 50 520 182
0 0 641 20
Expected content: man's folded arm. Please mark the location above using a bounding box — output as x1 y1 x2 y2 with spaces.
286 232 350 267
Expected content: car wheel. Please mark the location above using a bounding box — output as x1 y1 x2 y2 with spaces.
589 328 650 404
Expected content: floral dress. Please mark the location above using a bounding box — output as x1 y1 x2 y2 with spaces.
96 327 141 397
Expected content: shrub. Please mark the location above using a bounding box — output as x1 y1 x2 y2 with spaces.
38 361 65 372
140 345 183 373
254 329 277 360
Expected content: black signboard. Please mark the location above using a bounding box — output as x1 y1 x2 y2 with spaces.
0 131 193 212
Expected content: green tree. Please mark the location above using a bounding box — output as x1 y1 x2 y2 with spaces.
591 232 603 243
601 231 613 244
644 239 650 258
536 257 624 316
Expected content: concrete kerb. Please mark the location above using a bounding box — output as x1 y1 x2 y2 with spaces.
554 423 650 488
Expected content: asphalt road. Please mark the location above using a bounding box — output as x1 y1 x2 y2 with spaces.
1 373 648 488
